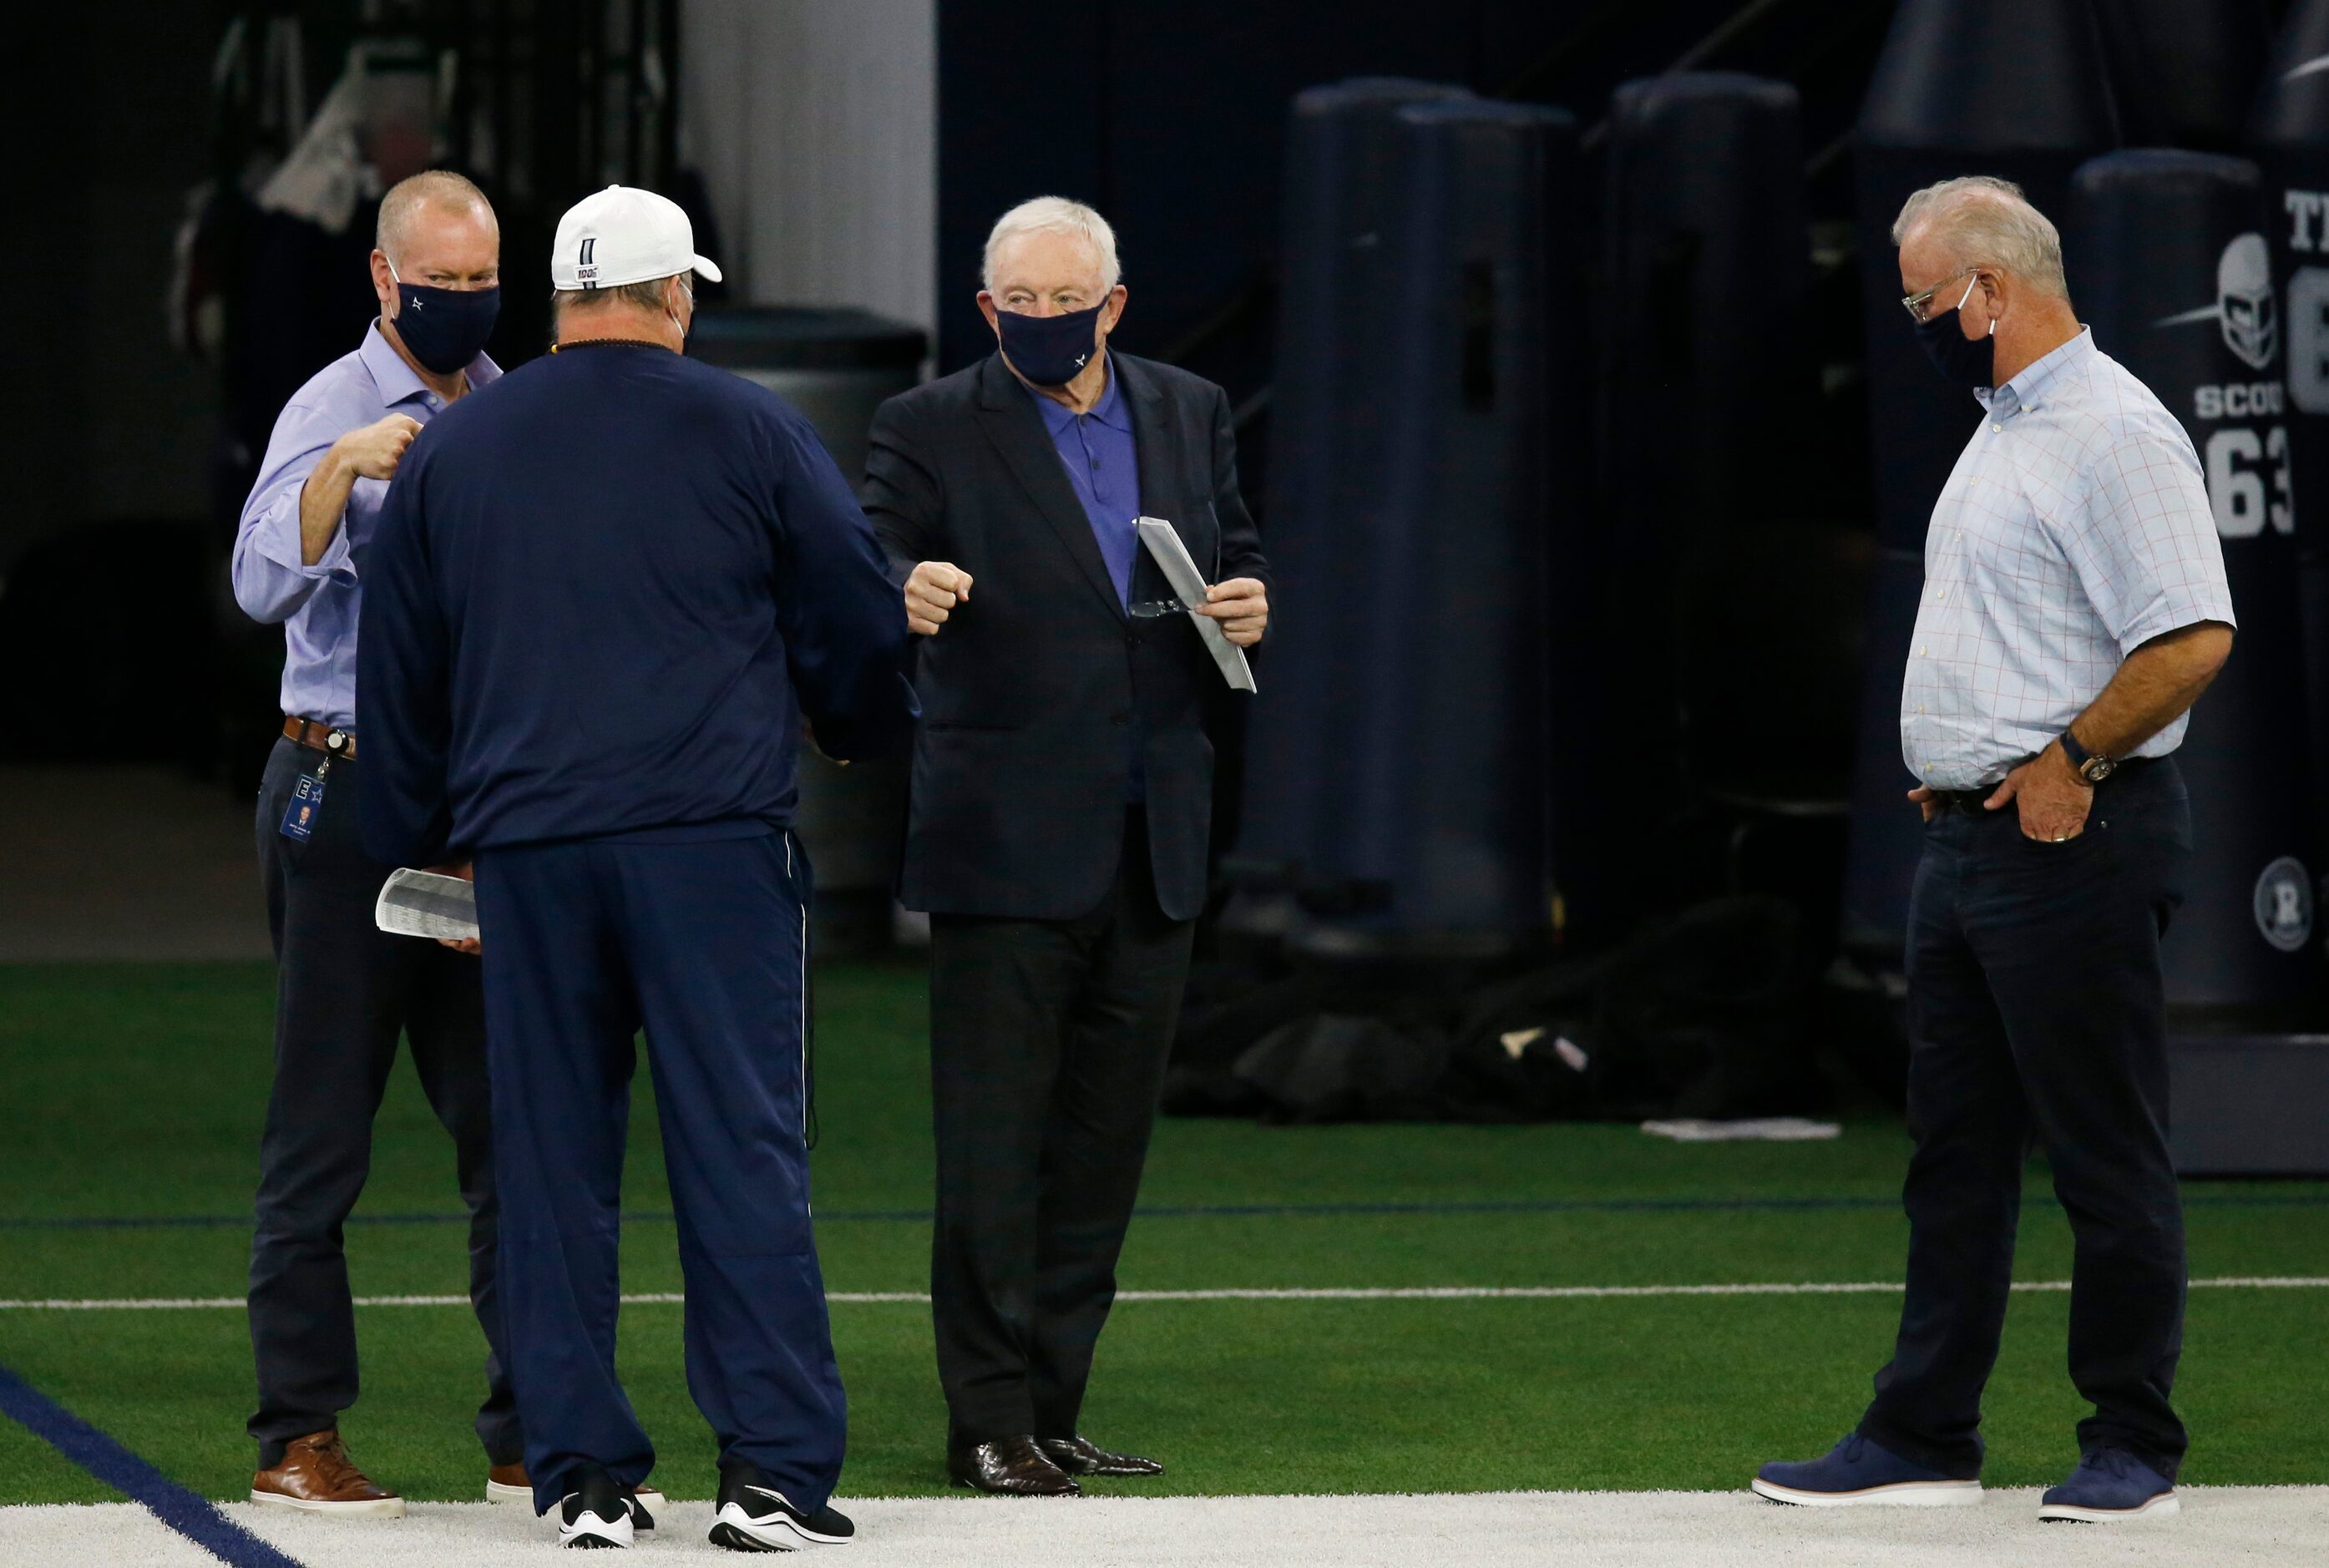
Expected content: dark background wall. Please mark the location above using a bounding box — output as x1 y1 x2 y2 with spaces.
5 0 2304 594
935 0 1897 400
0 0 2127 655
2 3 222 577
0 0 1897 771
0 0 686 776
3 0 2300 793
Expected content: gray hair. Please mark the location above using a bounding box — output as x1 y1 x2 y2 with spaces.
377 170 494 265
982 196 1121 293
551 271 694 317
1891 175 2068 298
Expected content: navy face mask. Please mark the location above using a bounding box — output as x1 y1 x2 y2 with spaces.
387 260 501 376
1911 272 1995 390
995 300 1107 386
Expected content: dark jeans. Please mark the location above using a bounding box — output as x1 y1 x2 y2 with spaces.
1861 756 2191 1481
929 810 1197 1443
473 828 843 1515
249 736 520 1467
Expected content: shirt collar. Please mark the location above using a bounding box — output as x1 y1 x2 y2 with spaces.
1975 326 2091 419
358 319 504 408
1020 352 1127 434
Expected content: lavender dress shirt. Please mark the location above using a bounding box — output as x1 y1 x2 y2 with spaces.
231 321 500 731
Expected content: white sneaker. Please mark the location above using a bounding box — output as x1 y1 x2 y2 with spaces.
498 1468 661 1529
559 1469 635 1550
711 1460 855 1550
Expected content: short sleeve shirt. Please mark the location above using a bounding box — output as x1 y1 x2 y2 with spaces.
1900 328 2236 790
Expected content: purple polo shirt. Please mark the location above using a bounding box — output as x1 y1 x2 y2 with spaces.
1022 356 1147 799
1022 354 1141 606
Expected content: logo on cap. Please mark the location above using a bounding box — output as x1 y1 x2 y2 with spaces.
576 236 599 286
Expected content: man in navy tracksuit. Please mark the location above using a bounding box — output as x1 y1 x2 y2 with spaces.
358 185 914 1552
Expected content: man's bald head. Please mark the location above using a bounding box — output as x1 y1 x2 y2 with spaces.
367 171 500 372
377 171 497 269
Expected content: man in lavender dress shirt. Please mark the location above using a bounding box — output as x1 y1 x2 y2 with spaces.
230 170 541 1518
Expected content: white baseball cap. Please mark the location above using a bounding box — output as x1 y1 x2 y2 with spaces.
550 185 723 291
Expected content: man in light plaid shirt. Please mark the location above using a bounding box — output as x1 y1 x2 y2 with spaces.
1755 178 2235 1522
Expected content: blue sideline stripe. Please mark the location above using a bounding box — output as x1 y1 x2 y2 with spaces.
0 1362 306 1568
2 1191 2321 1232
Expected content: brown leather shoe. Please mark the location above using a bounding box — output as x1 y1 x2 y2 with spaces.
486 1460 531 1505
1037 1435 1165 1477
948 1434 1081 1495
250 1430 404 1517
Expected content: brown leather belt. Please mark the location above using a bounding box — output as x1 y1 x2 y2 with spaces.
281 716 356 761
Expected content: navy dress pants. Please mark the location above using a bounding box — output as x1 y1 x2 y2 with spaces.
473 827 844 1515
249 735 519 1467
1860 757 2191 1482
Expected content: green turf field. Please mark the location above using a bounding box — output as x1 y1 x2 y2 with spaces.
2 959 2324 1507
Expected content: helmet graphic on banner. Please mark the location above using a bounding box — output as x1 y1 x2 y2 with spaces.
2153 231 2279 372
2218 233 2278 371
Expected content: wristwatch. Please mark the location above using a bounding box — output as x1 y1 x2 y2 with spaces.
2058 726 2115 784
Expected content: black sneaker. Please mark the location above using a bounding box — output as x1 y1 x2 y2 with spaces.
711 1459 854 1551
527 1469 657 1530
559 1466 635 1550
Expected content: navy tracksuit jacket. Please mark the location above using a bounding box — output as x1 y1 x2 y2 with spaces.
358 338 914 1510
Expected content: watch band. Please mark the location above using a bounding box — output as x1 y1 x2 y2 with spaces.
2058 726 2114 782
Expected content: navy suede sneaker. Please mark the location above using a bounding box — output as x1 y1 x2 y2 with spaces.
1752 1433 1983 1507
2038 1448 2178 1522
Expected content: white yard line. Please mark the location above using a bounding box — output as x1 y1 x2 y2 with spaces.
5 1489 2328 1568
0 1277 2323 1311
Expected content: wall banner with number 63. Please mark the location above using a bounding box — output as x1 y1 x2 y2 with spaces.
2068 149 2317 1012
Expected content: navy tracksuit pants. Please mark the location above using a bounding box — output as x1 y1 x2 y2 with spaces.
473 827 844 1515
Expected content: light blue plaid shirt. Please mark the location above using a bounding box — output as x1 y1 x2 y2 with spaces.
1900 328 2236 790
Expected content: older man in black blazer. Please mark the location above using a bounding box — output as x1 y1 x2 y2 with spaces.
863 196 1269 1496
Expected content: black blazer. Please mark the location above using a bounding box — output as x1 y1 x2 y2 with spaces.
863 352 1271 921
